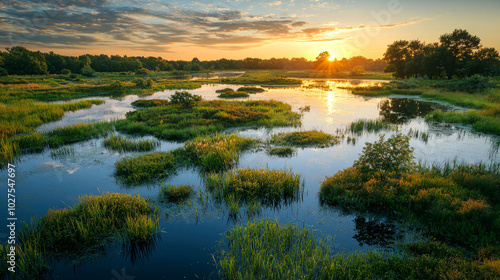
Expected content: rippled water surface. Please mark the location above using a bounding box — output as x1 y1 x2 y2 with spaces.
4 80 499 279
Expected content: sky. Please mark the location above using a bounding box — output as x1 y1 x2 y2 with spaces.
1 0 499 60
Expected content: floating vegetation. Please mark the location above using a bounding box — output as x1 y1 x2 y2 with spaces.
270 130 340 148
346 136 356 145
267 147 295 157
298 105 311 114
183 134 254 172
346 119 391 134
236 86 265 93
50 146 75 159
103 133 159 152
215 88 234 93
131 99 169 108
115 152 177 184
116 100 301 141
206 167 301 206
158 183 194 203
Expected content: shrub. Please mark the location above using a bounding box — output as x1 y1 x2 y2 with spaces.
81 64 95 77
135 68 149 75
0 67 9 76
169 91 202 107
353 130 415 177
133 77 147 87
69 73 78 79
350 66 366 76
454 74 491 93
61 69 71 75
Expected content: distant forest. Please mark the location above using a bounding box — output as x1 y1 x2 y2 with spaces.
0 46 386 76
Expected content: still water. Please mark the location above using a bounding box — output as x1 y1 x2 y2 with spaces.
3 80 499 279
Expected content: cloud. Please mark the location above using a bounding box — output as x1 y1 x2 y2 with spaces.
268 1 282 6
0 0 431 53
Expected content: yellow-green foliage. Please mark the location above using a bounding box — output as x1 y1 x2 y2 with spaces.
116 100 301 141
183 134 253 171
115 152 177 184
206 167 301 206
103 133 159 152
270 130 340 148
159 184 194 203
123 215 160 244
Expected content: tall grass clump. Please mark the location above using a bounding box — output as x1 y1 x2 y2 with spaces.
218 91 249 98
236 86 265 93
320 131 500 249
103 133 159 152
267 147 295 157
24 193 152 253
270 130 340 148
116 100 300 141
183 134 254 171
115 152 177 183
206 167 301 206
158 183 194 203
131 99 169 108
347 119 391 134
1 239 51 280
122 215 160 244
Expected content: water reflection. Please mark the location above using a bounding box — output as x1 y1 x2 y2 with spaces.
378 99 444 123
122 235 161 265
353 216 403 247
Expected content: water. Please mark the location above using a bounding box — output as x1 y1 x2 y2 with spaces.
3 80 500 279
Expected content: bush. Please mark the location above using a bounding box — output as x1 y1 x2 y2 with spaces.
111 80 125 88
454 74 491 93
69 73 78 79
135 68 149 75
61 69 71 75
350 66 366 76
81 64 95 77
133 77 147 87
169 91 202 107
353 130 415 177
0 67 8 76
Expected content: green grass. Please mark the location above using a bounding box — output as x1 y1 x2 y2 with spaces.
197 71 302 85
0 99 104 139
131 99 169 108
115 100 301 141
158 184 194 203
270 130 340 148
267 147 295 157
427 107 500 135
183 134 254 171
236 86 265 92
20 193 155 252
346 119 392 134
217 91 249 98
122 215 160 244
215 219 498 280
103 133 159 152
2 121 115 167
206 167 301 206
115 151 177 184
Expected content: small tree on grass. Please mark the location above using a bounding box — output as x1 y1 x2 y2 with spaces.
354 130 415 178
169 91 202 107
81 64 95 77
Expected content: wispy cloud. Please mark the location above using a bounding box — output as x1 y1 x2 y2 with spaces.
0 0 431 53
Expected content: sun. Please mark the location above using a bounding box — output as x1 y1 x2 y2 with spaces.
328 55 336 61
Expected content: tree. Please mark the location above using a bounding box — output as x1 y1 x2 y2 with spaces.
315 51 330 63
3 46 48 75
439 29 481 78
383 40 410 78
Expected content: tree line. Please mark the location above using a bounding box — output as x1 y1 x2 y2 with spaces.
0 46 386 76
384 29 500 79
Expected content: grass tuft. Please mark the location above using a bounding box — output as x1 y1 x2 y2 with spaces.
159 183 194 203
103 133 159 152
270 130 340 148
115 152 177 184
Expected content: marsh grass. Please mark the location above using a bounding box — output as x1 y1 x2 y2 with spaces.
407 128 430 142
131 99 169 108
270 130 340 148
267 147 295 157
115 152 177 184
159 183 194 203
218 91 249 98
215 219 498 280
50 146 75 159
103 133 159 152
122 215 160 244
427 107 500 135
206 167 301 206
183 134 254 171
116 100 301 141
346 119 392 134
236 86 265 93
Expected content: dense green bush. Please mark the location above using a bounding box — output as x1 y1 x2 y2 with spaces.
169 91 202 107
135 67 149 75
0 67 8 76
81 64 95 77
61 69 71 75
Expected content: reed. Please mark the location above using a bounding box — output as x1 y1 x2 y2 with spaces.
115 152 177 184
267 147 295 157
159 183 194 203
103 133 159 152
